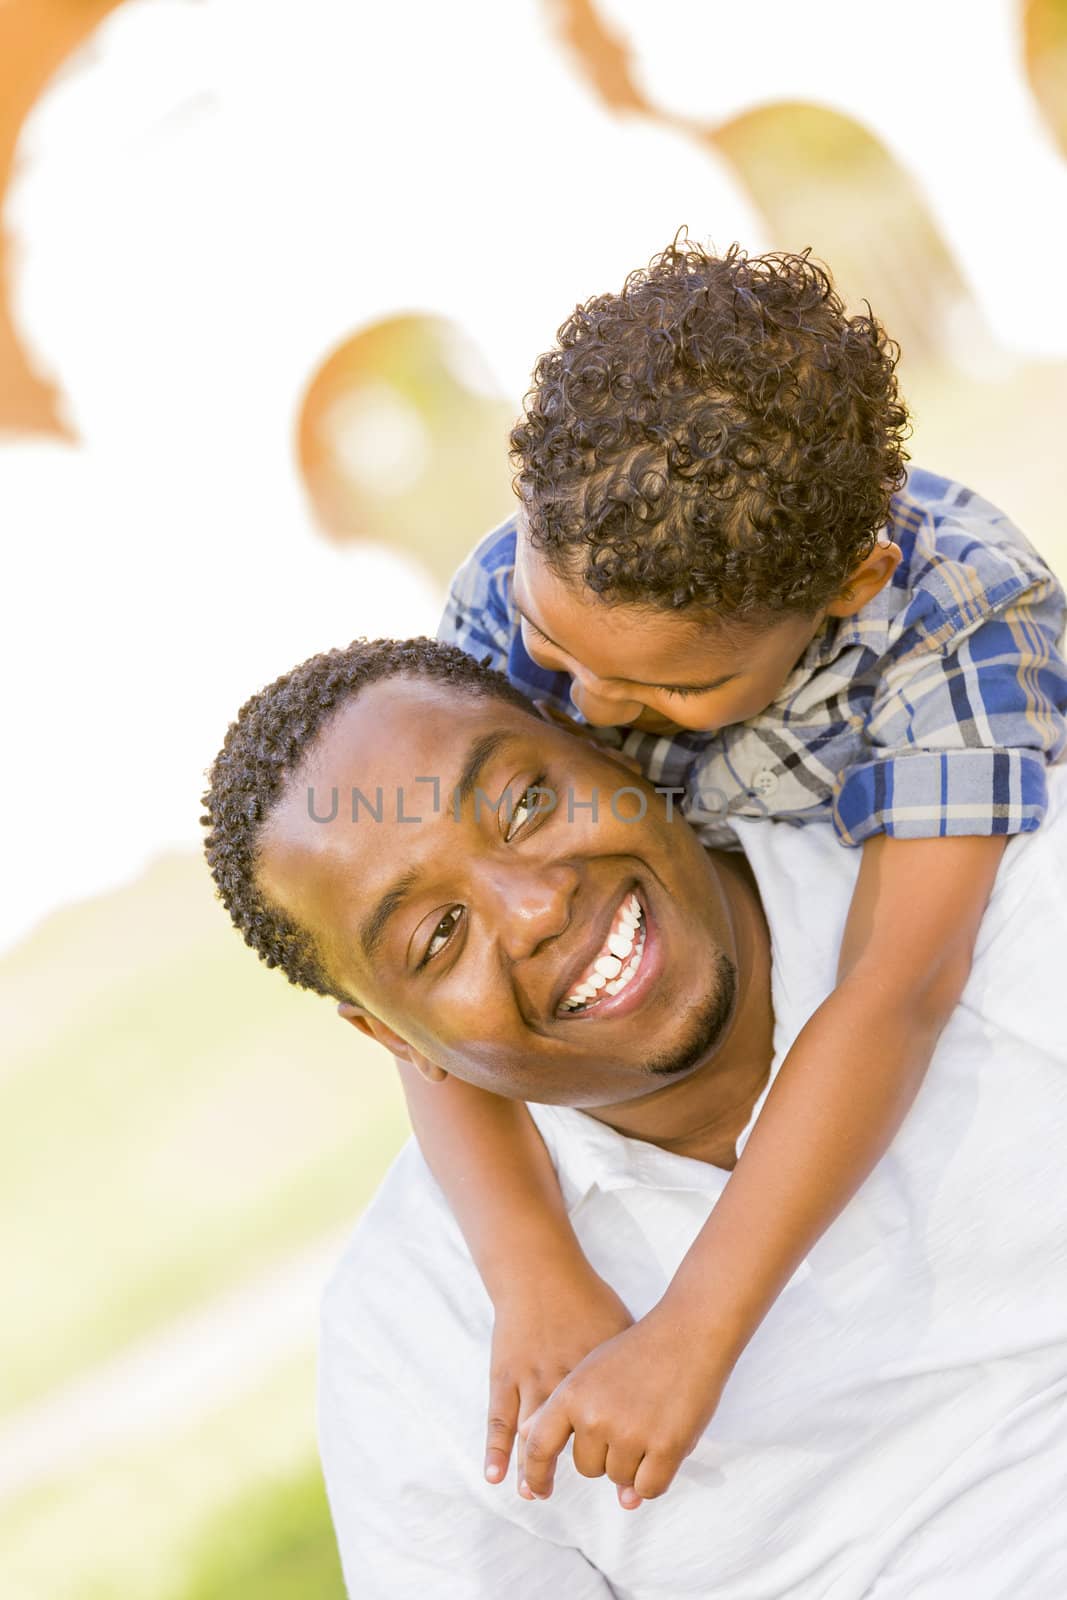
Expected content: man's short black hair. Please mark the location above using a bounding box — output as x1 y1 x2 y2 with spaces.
511 235 911 619
201 636 533 999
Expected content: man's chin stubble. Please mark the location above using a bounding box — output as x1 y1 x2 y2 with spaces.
644 951 739 1078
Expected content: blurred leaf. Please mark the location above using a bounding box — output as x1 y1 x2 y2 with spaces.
715 101 977 367
1024 0 1067 158
548 0 986 367
0 0 126 437
296 313 515 582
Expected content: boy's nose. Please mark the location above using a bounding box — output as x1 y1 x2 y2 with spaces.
481 860 578 962
570 675 644 728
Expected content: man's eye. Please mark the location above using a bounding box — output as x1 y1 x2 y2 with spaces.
423 908 461 964
505 777 546 842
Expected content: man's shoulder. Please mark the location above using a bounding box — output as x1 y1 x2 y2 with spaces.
322 1109 603 1329
319 1107 644 1368
321 1141 471 1351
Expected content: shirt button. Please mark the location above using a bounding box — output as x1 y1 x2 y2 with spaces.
751 768 779 797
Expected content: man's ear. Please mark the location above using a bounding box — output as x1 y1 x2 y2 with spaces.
336 1001 449 1083
824 540 902 618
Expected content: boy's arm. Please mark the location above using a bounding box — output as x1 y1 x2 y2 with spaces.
662 831 1007 1352
397 1061 585 1294
395 1061 632 1487
519 833 1007 1504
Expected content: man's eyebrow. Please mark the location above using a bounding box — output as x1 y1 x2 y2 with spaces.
357 731 517 965
454 730 514 808
515 604 735 693
360 868 420 965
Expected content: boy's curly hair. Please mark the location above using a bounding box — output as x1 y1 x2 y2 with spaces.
511 237 911 618
201 636 534 1000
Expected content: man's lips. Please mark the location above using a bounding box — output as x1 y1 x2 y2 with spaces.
551 885 660 1024
560 891 644 1008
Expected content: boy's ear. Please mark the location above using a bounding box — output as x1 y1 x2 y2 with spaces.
825 540 902 618
336 1002 448 1083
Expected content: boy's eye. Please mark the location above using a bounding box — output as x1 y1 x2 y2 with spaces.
660 681 729 700
423 908 461 964
520 621 557 662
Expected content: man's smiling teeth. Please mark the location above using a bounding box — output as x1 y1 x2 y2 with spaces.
562 894 646 1012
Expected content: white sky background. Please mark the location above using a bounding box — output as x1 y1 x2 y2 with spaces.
2 0 1065 955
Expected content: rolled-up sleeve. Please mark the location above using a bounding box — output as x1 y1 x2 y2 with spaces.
833 578 1067 845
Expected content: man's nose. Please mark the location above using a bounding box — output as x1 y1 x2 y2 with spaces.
569 674 643 728
479 859 578 961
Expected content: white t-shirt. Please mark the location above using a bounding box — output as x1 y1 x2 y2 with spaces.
319 773 1067 1598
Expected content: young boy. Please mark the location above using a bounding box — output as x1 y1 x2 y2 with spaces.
414 239 1067 1510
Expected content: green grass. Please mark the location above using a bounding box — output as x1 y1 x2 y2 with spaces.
0 1352 338 1600
0 852 409 1416
169 1465 345 1600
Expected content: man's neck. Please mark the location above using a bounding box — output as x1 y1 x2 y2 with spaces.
584 850 775 1170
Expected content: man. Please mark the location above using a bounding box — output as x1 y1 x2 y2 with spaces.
203 637 1067 1598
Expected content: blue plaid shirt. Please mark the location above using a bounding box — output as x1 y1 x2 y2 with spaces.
438 468 1067 847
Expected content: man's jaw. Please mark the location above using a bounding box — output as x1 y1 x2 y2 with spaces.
643 950 738 1077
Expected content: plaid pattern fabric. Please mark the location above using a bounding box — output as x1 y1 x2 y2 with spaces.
438 468 1067 848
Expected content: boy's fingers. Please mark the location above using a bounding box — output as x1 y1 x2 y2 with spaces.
604 1441 645 1500
632 1447 681 1501
571 1431 609 1480
484 1380 519 1485
514 1381 548 1495
518 1397 573 1499
516 1421 536 1498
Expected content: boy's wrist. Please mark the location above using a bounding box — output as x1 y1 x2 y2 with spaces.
646 1276 752 1372
479 1229 601 1308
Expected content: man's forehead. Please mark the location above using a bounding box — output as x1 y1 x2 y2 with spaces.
330 678 535 766
280 678 547 857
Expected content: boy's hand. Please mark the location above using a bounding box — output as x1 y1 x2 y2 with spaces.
518 1306 730 1510
485 1269 633 1496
